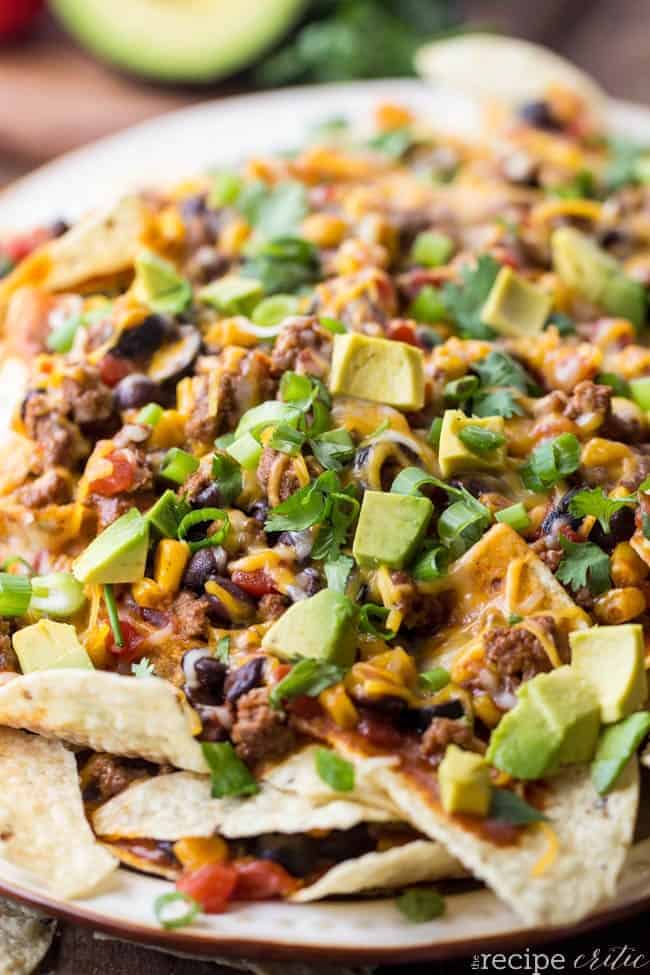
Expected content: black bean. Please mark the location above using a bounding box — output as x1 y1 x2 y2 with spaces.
248 500 269 525
540 487 583 537
182 549 225 592
253 833 321 878
195 656 227 698
224 657 265 703
112 314 170 359
319 825 374 863
194 482 227 508
589 505 636 552
114 373 161 411
398 699 465 734
204 577 255 624
49 219 70 238
300 567 322 597
180 194 208 220
519 100 562 131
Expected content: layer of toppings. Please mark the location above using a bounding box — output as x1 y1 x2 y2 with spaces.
2 89 650 919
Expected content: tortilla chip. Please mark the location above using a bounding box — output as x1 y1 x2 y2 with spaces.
0 898 55 975
92 770 396 841
419 523 590 671
293 839 464 903
0 197 145 319
0 727 117 898
368 757 639 926
0 671 208 773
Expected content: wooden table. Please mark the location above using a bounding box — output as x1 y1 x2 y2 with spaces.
3 2 649 970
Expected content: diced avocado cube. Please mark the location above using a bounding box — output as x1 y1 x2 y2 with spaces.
551 227 646 328
481 266 551 337
570 624 647 724
12 619 93 674
72 508 149 585
439 744 491 816
352 491 433 570
329 333 425 411
629 378 650 411
486 696 562 779
591 711 650 794
199 275 264 316
438 409 506 479
521 666 601 766
261 589 358 668
133 250 192 315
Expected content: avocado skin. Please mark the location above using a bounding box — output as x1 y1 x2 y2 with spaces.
570 624 647 724
12 620 93 673
261 589 358 668
352 491 433 570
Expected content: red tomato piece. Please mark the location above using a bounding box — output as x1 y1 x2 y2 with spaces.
357 714 403 750
233 860 297 901
99 355 132 387
387 320 418 346
109 619 143 660
88 450 135 497
2 226 49 262
177 863 238 914
230 569 278 598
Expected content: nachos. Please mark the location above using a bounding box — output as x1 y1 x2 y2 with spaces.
0 84 649 930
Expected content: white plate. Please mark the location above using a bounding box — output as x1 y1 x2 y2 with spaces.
2 79 650 962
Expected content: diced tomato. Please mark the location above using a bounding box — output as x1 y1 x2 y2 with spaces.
177 863 238 914
0 0 44 39
288 695 322 720
233 859 297 901
109 619 144 660
387 320 418 346
99 354 132 387
2 226 49 263
230 569 278 598
88 450 136 496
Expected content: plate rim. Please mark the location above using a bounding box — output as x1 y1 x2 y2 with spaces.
3 77 650 961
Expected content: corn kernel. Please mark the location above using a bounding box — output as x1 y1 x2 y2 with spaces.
319 684 358 729
473 694 502 729
219 217 251 257
154 539 190 595
85 623 111 669
593 586 646 625
301 213 347 248
205 580 253 623
173 837 228 872
611 542 649 588
132 578 164 609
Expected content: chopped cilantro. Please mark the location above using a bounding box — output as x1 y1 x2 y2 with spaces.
314 748 355 792
472 388 525 419
520 433 581 492
131 657 155 679
237 180 308 239
396 887 445 923
211 453 242 506
556 536 611 595
546 311 576 336
243 236 320 295
595 372 631 398
489 789 547 825
215 636 230 662
472 350 539 395
568 487 637 532
441 255 500 339
324 554 354 593
201 742 259 798
269 658 346 709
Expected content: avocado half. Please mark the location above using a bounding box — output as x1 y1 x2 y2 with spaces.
51 0 306 83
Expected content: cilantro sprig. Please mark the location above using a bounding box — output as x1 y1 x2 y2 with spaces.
441 255 500 339
568 487 637 532
265 470 359 561
556 536 611 595
520 434 581 492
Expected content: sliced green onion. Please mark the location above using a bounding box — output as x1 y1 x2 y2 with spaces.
269 422 305 456
178 507 230 553
444 375 479 404
0 556 33 575
495 502 531 533
209 170 243 208
136 403 164 427
427 417 443 449
458 425 506 455
319 316 347 334
201 741 260 798
30 573 86 618
412 546 448 582
359 603 396 640
160 448 200 485
234 400 300 439
391 467 440 497
0 573 32 617
410 231 454 268
251 294 301 328
215 635 230 662
408 285 448 324
630 377 650 410
47 314 83 354
269 658 345 710
103 584 123 648
438 499 490 560
154 891 201 930
145 490 189 538
419 667 450 693
396 887 445 923
227 432 263 470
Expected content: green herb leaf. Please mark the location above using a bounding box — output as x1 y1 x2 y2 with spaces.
546 311 577 336
201 742 260 798
310 428 355 470
314 747 355 792
103 584 123 648
237 180 308 239
211 453 243 506
367 127 414 160
131 657 155 679
507 613 523 625
473 350 539 395
268 422 306 457
472 388 525 419
444 375 480 404
359 603 396 640
396 887 445 923
264 479 328 533
324 554 354 593
419 667 450 693
568 487 637 532
591 711 650 794
441 255 500 339
556 536 611 595
215 636 230 663
269 658 346 710
596 372 631 398
412 545 448 582
489 789 547 825
520 433 581 492
244 236 320 295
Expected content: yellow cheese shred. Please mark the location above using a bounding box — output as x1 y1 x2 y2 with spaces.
530 821 560 877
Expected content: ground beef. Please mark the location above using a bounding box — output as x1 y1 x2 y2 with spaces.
170 591 212 640
185 373 231 444
23 392 88 468
563 380 611 427
61 366 114 427
269 317 332 378
82 754 152 801
484 617 555 689
388 571 449 633
0 622 18 672
257 447 301 503
258 593 289 622
88 494 137 530
181 464 213 505
530 536 563 572
231 686 296 766
420 717 473 763
17 470 71 508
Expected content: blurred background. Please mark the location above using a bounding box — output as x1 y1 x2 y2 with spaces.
0 0 647 190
